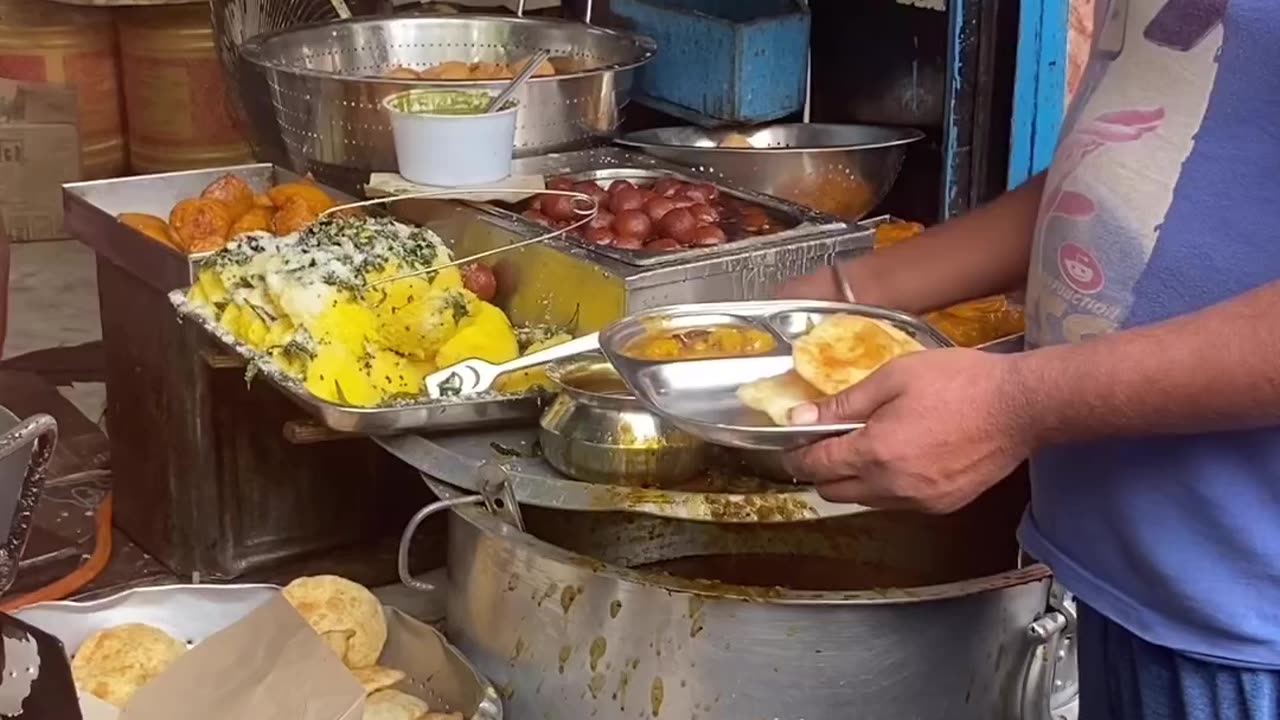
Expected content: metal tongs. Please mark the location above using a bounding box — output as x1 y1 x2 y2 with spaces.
422 332 601 399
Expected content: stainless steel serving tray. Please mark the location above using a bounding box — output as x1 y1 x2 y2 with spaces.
64 163 358 295
486 163 850 269
599 301 953 451
14 584 502 720
169 293 550 435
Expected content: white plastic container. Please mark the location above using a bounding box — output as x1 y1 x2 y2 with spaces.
383 89 519 187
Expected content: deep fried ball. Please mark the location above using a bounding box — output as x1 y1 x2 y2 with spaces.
228 206 274 237
116 213 177 248
169 199 233 253
200 174 255 220
272 196 318 235
268 182 336 216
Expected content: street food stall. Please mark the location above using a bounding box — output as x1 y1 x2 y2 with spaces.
0 1 1079 719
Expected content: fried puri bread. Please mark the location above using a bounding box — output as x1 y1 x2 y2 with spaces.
363 689 430 720
736 370 825 426
71 623 186 707
352 665 406 695
791 314 924 395
283 575 388 669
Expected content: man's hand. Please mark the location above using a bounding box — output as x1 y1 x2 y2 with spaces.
783 348 1033 513
774 263 845 302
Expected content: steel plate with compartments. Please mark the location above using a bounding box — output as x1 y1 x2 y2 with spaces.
599 301 953 451
14 584 502 720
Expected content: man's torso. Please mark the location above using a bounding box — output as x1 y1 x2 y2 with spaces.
1020 0 1280 667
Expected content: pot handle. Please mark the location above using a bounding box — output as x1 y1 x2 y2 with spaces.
0 414 57 595
1017 584 1077 720
398 495 484 591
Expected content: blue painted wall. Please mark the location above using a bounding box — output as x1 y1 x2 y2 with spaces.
1008 0 1069 187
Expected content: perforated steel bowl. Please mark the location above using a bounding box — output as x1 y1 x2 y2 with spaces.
238 15 656 189
617 124 924 221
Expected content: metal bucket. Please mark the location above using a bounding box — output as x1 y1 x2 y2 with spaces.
420 474 1077 720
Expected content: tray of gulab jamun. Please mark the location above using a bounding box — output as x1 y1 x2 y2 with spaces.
509 169 846 267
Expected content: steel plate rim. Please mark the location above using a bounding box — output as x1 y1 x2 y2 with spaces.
428 476 1056 605
377 433 855 523
616 124 927 154
238 15 658 84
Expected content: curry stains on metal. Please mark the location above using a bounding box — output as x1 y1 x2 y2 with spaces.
559 584 583 614
588 636 608 672
650 676 665 717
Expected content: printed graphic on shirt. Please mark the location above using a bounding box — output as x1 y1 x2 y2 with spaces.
1025 0 1227 348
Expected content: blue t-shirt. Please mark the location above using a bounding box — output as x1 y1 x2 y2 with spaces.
1018 0 1280 667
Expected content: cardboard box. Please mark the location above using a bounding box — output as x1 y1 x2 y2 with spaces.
0 79 81 242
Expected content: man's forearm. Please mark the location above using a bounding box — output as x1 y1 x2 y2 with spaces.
847 172 1046 314
1012 280 1280 446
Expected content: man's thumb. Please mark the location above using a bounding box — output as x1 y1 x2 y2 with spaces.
789 370 897 425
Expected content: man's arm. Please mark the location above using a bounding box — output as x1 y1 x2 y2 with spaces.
1014 279 1280 445
777 173 1047 314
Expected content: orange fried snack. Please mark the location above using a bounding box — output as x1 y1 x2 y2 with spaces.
169 199 233 253
229 206 274 237
873 221 925 249
272 196 318 235
116 213 177 248
268 182 336 216
200 174 255 220
927 297 1026 347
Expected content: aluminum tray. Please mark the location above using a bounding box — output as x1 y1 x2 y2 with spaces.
496 166 848 268
599 301 953 451
64 163 359 295
169 292 550 435
14 584 501 720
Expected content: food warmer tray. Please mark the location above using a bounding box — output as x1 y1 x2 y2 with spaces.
479 147 851 267
377 427 873 524
14 584 502 720
169 293 549 435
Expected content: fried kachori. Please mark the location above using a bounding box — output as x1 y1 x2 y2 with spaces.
116 213 177 248
791 314 924 395
70 623 186 708
352 665 406 695
170 198 234 253
283 575 388 669
229 206 274 236
363 689 430 720
201 174 255 219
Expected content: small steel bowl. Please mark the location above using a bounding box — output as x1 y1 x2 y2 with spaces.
540 355 709 487
616 124 924 221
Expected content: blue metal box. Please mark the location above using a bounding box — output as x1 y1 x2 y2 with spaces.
610 0 811 126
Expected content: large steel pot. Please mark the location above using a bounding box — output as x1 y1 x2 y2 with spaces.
426 475 1076 720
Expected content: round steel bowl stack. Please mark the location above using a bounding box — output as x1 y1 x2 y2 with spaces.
617 124 924 221
237 15 655 189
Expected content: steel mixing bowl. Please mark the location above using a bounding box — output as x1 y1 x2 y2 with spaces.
540 355 709 487
616 124 924 221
